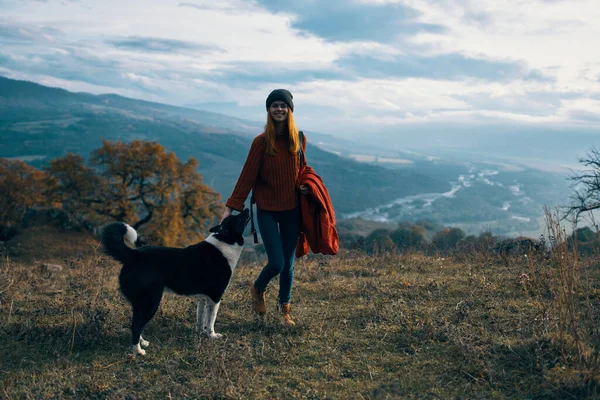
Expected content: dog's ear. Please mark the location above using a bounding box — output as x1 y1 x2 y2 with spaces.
209 225 220 233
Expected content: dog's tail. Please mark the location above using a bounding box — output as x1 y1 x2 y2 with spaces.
101 222 137 264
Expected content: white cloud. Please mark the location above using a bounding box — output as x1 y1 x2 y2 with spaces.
395 0 600 89
1 0 600 135
3 0 347 66
290 75 600 132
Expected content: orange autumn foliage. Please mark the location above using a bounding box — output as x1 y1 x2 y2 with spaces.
89 140 222 246
0 159 53 238
1 140 222 246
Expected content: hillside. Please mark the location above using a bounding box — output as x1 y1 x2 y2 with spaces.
1 228 599 398
0 76 447 214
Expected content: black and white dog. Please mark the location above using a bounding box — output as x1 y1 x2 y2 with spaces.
101 209 250 356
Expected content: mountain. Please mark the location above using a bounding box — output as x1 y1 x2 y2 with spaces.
0 76 447 215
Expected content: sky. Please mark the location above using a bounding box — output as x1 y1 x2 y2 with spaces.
1 0 600 144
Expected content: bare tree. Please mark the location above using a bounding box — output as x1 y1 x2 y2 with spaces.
565 147 600 223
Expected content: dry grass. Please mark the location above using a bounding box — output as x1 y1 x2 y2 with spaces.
1 228 600 399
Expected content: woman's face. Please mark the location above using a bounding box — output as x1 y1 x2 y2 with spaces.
269 101 289 123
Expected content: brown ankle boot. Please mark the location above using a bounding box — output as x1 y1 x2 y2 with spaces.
279 303 296 327
251 285 266 316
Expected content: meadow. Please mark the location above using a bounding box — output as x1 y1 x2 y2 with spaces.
1 221 599 399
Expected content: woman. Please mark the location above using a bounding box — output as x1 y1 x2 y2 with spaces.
221 89 309 327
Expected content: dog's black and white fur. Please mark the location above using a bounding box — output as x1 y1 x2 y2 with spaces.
101 209 250 356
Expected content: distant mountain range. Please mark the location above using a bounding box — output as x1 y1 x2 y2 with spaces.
0 76 447 215
1 76 579 237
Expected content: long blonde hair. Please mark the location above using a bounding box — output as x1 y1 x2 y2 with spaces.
264 110 300 156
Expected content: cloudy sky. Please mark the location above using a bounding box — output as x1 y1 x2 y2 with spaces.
1 0 600 142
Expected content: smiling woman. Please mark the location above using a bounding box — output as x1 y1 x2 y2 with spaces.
221 88 308 327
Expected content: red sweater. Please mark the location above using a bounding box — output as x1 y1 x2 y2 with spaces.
226 133 307 212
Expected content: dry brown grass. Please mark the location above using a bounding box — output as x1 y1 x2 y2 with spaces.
1 228 600 399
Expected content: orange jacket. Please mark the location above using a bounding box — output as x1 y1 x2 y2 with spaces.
296 165 339 258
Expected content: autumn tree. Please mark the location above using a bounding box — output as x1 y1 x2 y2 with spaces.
1 141 221 245
44 153 102 228
0 159 52 239
88 140 222 246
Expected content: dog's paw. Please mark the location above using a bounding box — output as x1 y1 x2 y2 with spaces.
208 332 223 340
140 338 150 348
133 344 147 356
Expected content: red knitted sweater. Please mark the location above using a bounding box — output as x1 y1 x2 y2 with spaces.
226 133 307 212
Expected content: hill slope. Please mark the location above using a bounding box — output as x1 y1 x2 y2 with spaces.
0 76 447 214
1 231 597 398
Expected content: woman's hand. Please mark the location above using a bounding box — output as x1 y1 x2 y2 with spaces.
299 184 310 195
221 207 233 222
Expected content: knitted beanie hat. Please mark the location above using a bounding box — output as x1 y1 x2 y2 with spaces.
265 89 294 112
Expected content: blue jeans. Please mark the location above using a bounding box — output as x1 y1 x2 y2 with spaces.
254 207 300 304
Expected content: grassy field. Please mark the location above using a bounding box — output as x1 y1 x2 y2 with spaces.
1 226 600 399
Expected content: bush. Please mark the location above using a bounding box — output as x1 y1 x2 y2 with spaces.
390 225 429 250
432 227 465 251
